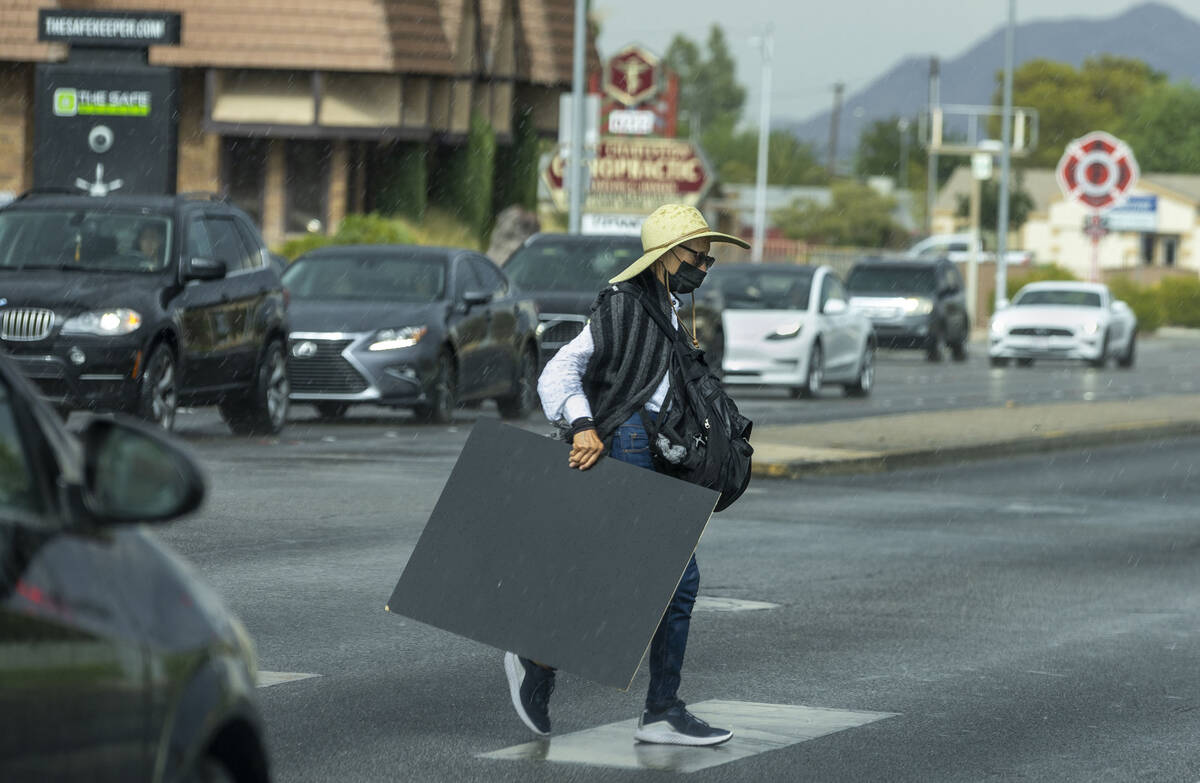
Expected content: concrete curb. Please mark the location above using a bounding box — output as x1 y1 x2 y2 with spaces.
752 420 1200 479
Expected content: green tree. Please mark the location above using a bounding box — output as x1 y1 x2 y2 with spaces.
774 182 907 248
665 25 746 135
954 176 1035 232
996 56 1165 167
702 126 828 185
1120 82 1200 173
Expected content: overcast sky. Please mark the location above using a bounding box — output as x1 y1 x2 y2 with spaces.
594 1 1193 123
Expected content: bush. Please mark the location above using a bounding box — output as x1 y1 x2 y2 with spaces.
1107 276 1163 332
1005 263 1077 300
278 213 419 260
1158 276 1200 328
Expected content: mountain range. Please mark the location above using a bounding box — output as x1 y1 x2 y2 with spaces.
785 2 1200 164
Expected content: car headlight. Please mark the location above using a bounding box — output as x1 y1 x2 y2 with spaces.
990 319 1006 336
1082 321 1101 336
765 322 803 340
60 308 142 336
903 297 934 315
368 326 427 351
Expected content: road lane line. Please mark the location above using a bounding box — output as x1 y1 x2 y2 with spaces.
257 671 321 688
694 597 780 612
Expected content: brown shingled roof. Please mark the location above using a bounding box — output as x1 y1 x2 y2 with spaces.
3 0 457 74
515 0 598 85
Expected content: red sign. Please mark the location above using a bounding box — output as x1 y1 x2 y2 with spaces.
543 138 713 213
602 45 661 107
1056 131 1139 211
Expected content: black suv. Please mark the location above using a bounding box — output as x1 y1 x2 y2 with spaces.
0 192 289 434
845 257 970 362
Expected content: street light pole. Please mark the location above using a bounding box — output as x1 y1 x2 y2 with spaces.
995 0 1016 309
751 28 773 263
567 0 587 234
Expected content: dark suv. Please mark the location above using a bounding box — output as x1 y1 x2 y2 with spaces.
845 257 969 362
0 192 289 434
504 233 724 367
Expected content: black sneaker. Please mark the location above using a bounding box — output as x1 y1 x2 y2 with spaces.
504 652 555 735
634 700 733 746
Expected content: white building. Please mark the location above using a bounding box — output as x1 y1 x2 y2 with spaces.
934 166 1200 278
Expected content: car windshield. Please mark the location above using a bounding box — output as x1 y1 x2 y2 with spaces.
846 266 936 295
0 209 172 273
503 238 644 292
283 253 446 302
709 268 813 310
1013 289 1102 308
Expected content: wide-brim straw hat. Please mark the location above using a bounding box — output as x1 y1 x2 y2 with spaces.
608 204 750 284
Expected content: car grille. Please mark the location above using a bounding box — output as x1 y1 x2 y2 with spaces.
538 314 588 348
1 308 55 341
1009 327 1074 337
287 339 368 393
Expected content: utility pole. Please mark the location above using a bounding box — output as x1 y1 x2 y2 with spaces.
995 0 1017 310
567 0 586 234
925 56 940 235
826 82 844 177
751 28 773 263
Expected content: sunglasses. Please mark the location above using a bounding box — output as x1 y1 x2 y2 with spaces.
676 245 716 269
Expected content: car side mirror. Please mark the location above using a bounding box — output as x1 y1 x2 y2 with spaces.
461 290 493 308
997 298 1010 310
184 256 227 281
80 417 205 525
1113 300 1130 311
823 298 847 315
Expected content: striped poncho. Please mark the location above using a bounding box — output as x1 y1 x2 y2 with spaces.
581 271 677 444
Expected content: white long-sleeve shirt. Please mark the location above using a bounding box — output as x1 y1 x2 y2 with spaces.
537 294 679 425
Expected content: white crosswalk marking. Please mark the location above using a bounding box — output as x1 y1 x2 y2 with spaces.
480 700 898 773
694 597 780 612
256 671 321 688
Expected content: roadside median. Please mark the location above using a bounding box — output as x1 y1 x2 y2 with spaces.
750 394 1200 478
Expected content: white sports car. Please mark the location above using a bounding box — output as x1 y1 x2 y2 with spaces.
988 281 1137 368
709 263 876 397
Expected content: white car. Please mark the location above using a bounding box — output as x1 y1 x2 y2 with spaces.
988 281 1137 369
709 263 876 397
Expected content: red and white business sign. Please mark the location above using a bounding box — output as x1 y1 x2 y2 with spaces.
1056 131 1139 211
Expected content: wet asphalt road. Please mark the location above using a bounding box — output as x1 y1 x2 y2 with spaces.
155 430 1200 782
138 336 1200 782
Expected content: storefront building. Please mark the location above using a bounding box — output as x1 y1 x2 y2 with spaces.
934 166 1200 282
0 0 593 245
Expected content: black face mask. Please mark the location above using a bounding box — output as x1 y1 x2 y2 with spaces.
667 262 706 295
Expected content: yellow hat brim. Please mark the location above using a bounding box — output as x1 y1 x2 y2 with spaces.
608 231 751 284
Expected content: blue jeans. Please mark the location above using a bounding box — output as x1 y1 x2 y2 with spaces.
611 411 700 712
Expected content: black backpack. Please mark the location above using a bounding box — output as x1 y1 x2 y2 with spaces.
635 293 753 512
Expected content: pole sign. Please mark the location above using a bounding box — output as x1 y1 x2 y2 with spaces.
1055 131 1139 211
32 9 182 196
543 138 713 214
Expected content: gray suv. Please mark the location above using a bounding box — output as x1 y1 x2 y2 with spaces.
846 258 969 362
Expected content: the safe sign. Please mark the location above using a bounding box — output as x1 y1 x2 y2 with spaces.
53 87 152 117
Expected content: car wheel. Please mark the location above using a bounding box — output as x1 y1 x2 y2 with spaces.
1117 331 1136 369
1016 358 1035 368
793 342 823 398
137 344 178 431
1088 331 1110 369
989 356 1010 368
925 326 944 362
184 754 237 783
415 353 456 424
844 344 875 397
315 401 350 421
496 346 538 420
222 341 289 436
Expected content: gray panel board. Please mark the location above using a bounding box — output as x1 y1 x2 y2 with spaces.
387 418 718 690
